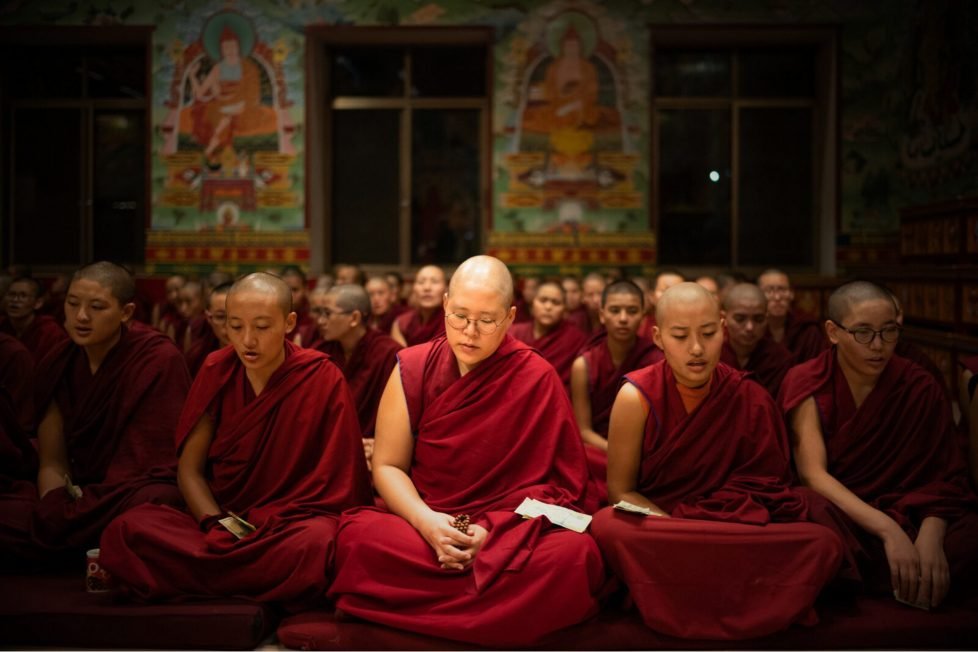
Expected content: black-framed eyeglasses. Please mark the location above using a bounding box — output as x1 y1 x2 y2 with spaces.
311 308 350 319
445 312 506 335
830 320 901 345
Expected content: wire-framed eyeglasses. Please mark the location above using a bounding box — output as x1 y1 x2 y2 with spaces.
830 320 901 345
445 312 506 335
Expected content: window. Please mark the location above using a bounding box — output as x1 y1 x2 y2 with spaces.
0 29 150 268
651 29 837 271
310 29 490 268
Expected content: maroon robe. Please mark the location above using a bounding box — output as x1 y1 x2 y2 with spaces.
780 350 978 595
0 314 68 365
293 306 320 348
184 326 223 378
101 343 372 602
0 325 190 562
591 361 843 640
580 334 663 497
509 319 588 390
961 354 978 401
182 314 209 352
775 311 827 363
637 313 656 341
895 338 947 394
328 335 605 646
0 334 36 482
565 305 591 333
394 308 446 346
315 329 402 436
720 336 794 398
369 302 406 334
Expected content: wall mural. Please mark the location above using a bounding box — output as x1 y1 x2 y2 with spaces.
2 0 976 273
494 2 646 236
155 4 302 232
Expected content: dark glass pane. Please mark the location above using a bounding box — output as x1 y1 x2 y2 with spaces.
739 47 815 97
1 45 84 99
332 110 399 264
411 46 486 97
654 50 730 97
411 109 481 265
738 108 813 266
657 109 730 265
11 108 82 265
330 48 404 97
93 111 145 263
86 47 146 98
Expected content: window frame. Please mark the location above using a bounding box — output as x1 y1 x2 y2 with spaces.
0 26 152 271
649 25 839 276
305 26 493 272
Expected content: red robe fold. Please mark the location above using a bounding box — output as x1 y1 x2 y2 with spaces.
776 311 827 363
101 342 372 603
293 306 320 348
895 338 947 394
394 308 446 346
509 319 588 390
328 335 605 646
0 314 68 365
369 302 406 335
0 333 36 482
184 326 223 378
720 337 794 398
582 334 664 438
315 329 402 436
591 361 843 640
0 325 190 561
580 334 663 497
779 349 978 593
566 305 592 334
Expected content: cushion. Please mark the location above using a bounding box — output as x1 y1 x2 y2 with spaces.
0 572 276 649
276 594 978 650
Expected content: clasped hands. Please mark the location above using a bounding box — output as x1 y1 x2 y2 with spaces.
883 524 950 609
417 511 488 571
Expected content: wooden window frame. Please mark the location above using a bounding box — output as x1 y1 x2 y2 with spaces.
305 26 493 273
649 25 840 276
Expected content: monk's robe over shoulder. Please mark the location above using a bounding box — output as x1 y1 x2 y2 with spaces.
781 311 828 363
0 333 36 482
184 325 222 378
582 333 663 438
779 349 978 593
720 337 794 398
509 319 588 390
0 325 190 561
394 308 446 346
101 343 372 603
0 314 68 365
591 361 843 640
328 335 605 646
316 329 402 437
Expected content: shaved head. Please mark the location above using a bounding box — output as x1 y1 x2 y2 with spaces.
72 261 136 305
656 282 719 325
228 272 292 316
448 255 513 309
827 280 897 324
721 283 767 311
328 283 371 317
602 280 644 309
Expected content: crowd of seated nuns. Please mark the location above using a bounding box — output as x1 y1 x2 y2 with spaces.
1 258 976 647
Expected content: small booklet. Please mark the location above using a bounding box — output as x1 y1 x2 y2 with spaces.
893 590 930 611
218 511 257 540
612 500 665 517
515 498 592 533
64 474 83 501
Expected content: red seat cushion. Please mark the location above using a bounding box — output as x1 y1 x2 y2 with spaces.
277 595 978 650
0 573 275 649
